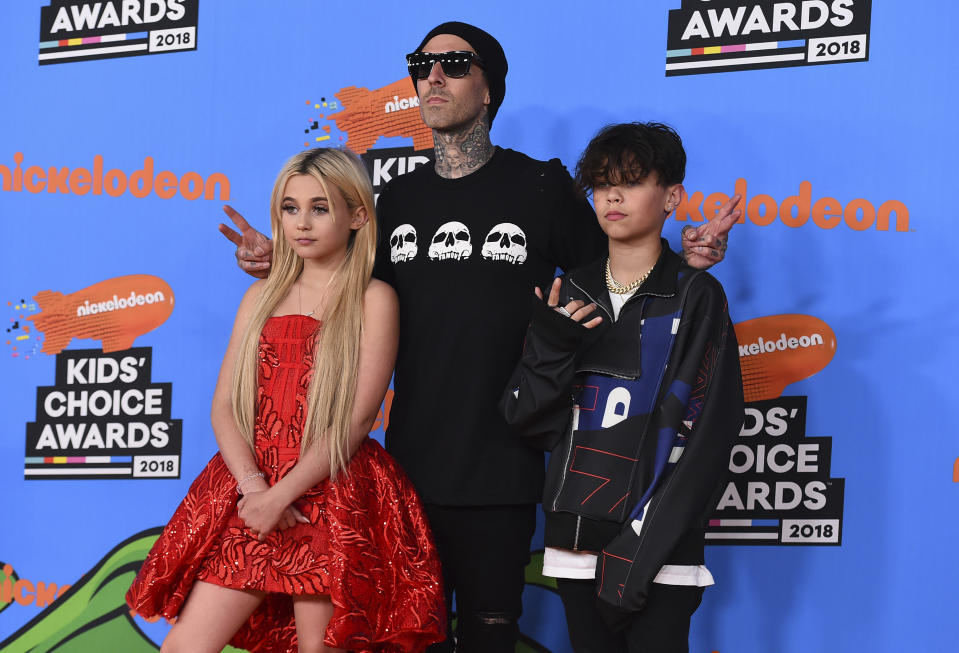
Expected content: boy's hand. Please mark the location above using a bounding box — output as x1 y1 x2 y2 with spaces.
681 193 741 270
536 278 603 329
218 205 273 279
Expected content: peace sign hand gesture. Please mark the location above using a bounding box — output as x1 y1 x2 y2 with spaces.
218 205 273 279
680 192 741 269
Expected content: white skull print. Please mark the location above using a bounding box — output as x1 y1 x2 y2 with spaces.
428 221 473 261
481 223 528 264
389 224 418 263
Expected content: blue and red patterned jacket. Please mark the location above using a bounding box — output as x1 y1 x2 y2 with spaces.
502 241 743 613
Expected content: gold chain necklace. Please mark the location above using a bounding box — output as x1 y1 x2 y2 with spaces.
605 257 655 294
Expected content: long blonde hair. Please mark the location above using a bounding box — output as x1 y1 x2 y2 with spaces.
231 148 377 477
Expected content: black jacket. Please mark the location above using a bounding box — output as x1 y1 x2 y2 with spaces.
502 242 744 614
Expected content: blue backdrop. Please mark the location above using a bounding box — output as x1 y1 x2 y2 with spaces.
2 2 956 651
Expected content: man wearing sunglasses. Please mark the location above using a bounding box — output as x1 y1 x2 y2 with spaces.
220 21 737 653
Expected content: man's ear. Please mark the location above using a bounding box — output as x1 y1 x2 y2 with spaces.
665 184 685 213
350 205 369 230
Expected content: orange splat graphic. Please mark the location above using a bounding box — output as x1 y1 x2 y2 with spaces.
327 78 433 154
735 314 836 402
28 275 175 355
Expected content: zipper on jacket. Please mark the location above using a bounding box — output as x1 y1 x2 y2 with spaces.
575 366 634 380
550 407 578 511
572 516 582 551
569 278 614 322
569 278 638 379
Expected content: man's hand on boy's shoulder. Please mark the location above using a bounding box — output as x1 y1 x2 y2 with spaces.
681 193 741 270
219 205 273 278
535 278 603 330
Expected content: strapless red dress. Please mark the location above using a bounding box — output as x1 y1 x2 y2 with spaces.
126 315 445 652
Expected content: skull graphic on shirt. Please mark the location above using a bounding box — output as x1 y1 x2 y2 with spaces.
481 223 528 264
428 221 473 261
390 224 418 263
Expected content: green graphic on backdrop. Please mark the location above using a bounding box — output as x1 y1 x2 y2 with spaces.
0 533 557 652
0 530 244 653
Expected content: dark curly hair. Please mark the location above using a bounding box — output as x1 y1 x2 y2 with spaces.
574 122 686 195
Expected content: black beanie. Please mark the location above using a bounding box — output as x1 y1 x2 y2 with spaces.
414 21 508 127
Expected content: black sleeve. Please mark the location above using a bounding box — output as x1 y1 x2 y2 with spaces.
543 159 607 273
500 285 590 451
596 275 744 614
372 184 397 287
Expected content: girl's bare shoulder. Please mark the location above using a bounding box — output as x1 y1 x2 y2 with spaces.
363 279 398 317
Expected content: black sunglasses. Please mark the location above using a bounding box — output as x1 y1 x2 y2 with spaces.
406 50 485 80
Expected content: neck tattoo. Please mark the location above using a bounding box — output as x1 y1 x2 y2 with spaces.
432 117 494 179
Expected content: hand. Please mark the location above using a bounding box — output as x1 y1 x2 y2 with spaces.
237 489 308 541
276 504 310 532
535 278 603 329
218 205 273 279
681 193 741 270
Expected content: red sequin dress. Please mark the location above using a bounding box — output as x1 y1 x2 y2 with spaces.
126 315 445 652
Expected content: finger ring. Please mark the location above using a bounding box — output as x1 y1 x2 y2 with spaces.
555 307 571 318
681 225 696 238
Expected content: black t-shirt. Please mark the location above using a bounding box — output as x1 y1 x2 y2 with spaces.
374 147 606 505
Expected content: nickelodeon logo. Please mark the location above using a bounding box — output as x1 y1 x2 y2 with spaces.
1 563 69 610
385 94 420 113
0 153 230 201
676 179 909 232
734 314 836 402
29 275 174 355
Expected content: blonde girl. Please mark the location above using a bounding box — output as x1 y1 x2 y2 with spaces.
128 148 444 653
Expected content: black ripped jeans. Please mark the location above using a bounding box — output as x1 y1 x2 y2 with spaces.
423 504 537 653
